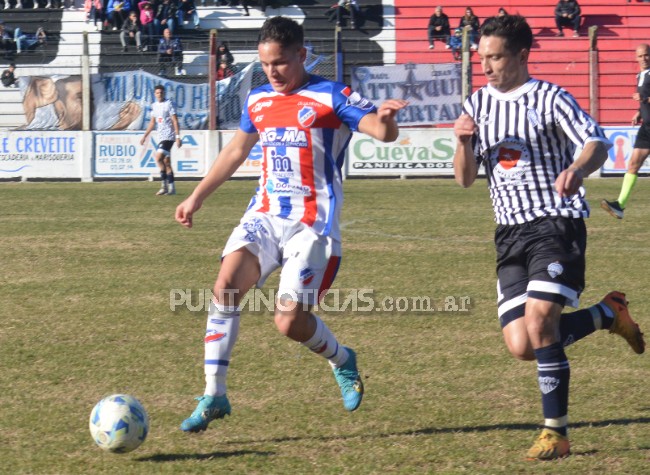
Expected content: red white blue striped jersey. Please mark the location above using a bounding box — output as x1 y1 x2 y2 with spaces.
463 78 611 225
240 75 376 240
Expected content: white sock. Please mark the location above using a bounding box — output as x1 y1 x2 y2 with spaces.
301 314 349 368
204 301 240 396
591 302 614 330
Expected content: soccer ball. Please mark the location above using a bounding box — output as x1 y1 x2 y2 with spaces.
89 394 149 453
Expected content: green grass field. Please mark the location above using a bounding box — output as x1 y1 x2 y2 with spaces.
1 178 649 474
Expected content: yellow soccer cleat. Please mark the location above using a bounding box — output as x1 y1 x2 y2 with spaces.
526 428 570 460
602 291 645 354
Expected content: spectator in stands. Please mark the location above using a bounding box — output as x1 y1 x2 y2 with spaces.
85 0 103 30
120 10 142 51
1 63 18 87
326 0 360 30
427 6 450 50
155 0 178 35
216 57 235 80
216 41 234 68
177 0 200 29
481 7 508 30
0 22 17 59
448 27 462 61
106 0 131 30
554 0 581 37
158 27 185 76
458 6 479 50
107 0 131 30
138 0 155 50
223 0 250 16
14 26 47 53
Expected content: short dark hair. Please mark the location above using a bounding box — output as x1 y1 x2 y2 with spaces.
480 14 533 55
258 16 304 48
9 63 15 68
154 85 165 93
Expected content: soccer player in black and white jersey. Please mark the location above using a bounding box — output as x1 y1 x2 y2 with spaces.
601 44 650 219
453 15 645 460
141 85 182 196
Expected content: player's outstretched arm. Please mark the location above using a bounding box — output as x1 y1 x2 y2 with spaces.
357 99 408 142
175 130 259 228
555 139 609 198
453 113 478 188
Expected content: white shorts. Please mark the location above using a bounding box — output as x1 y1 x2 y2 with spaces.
222 211 342 305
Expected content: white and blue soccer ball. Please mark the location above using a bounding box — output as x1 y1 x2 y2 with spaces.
89 394 149 453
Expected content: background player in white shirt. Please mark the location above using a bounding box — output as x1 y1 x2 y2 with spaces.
141 84 182 195
175 16 408 433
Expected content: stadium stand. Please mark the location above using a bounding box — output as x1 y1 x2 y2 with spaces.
393 0 650 124
0 0 648 128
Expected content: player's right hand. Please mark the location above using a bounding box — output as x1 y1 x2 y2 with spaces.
454 113 476 144
175 196 202 229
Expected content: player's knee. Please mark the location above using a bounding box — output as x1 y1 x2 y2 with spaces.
212 281 240 307
506 341 535 361
503 326 535 360
273 310 297 336
274 303 309 337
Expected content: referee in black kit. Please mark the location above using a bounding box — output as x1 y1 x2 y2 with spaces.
452 14 645 461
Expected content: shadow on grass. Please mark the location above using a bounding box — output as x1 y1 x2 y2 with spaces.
136 449 275 462
218 417 650 445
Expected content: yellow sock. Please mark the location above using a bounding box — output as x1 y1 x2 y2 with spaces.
617 172 638 208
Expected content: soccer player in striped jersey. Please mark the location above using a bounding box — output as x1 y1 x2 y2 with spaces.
175 16 407 433
453 15 645 460
601 43 650 219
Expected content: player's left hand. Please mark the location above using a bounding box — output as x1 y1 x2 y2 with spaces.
555 166 583 198
176 137 182 148
376 99 409 122
175 195 202 228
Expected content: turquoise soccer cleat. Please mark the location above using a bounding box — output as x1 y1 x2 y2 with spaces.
332 347 364 411
180 394 231 432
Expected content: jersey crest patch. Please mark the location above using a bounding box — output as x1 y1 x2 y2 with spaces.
298 106 317 128
300 267 315 285
490 138 531 181
527 108 540 127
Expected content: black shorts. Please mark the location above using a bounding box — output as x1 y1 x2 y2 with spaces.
633 123 650 149
157 140 175 156
495 217 586 328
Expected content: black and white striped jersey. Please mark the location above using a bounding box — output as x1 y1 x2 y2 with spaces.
463 78 611 225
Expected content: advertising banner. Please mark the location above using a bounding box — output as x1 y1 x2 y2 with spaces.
602 126 650 174
347 128 456 176
219 131 263 178
0 131 82 178
91 66 256 131
94 132 206 177
351 63 462 126
17 76 83 131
